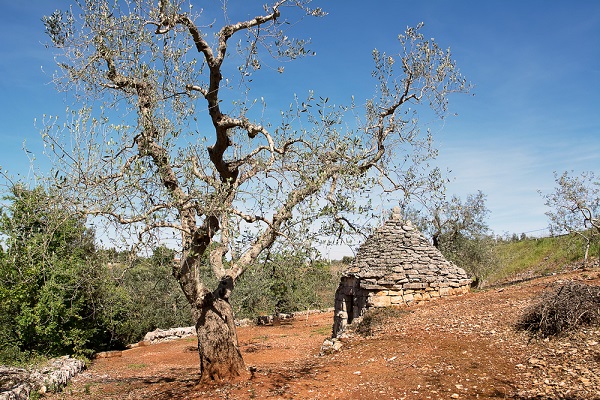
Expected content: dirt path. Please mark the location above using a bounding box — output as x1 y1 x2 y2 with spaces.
46 269 600 399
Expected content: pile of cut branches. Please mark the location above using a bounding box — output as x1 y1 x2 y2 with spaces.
517 281 600 337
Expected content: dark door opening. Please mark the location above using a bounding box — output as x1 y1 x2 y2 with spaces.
345 295 354 324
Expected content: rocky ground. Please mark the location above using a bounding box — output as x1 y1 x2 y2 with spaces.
38 267 600 399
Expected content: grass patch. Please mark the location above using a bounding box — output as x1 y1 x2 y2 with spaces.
127 363 147 369
489 235 599 284
310 326 332 336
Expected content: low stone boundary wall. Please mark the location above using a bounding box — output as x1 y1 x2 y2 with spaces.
141 308 334 343
0 356 85 400
142 326 196 344
256 308 334 325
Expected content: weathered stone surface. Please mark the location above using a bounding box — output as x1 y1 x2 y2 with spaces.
332 208 471 337
319 338 343 355
0 356 85 400
360 283 386 290
370 295 391 307
404 282 427 290
143 326 196 344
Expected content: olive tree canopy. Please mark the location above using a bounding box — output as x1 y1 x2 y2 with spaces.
41 0 469 380
542 171 600 263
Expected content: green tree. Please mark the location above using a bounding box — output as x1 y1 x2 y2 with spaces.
541 171 600 263
231 250 338 318
0 186 110 361
430 191 489 249
41 1 469 380
113 246 193 343
405 191 495 286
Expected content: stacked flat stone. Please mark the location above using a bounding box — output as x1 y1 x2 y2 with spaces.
0 356 85 400
332 208 471 337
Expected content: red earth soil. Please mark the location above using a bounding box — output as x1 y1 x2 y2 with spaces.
46 268 600 399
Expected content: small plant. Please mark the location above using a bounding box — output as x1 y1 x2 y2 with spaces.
517 281 600 337
354 307 408 337
311 326 332 336
29 391 42 400
127 363 147 369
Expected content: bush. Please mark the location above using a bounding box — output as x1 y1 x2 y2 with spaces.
0 186 110 361
439 234 499 288
107 247 193 344
517 281 600 337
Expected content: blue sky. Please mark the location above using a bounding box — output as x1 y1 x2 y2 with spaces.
1 1 599 241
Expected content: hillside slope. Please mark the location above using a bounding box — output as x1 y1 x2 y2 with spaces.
488 235 599 285
45 267 600 400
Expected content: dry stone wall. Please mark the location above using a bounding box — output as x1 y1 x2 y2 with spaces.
0 356 85 400
333 209 471 337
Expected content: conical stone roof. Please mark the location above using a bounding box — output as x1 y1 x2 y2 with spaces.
343 208 471 291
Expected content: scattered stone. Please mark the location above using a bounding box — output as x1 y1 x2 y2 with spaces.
0 356 85 400
143 326 196 344
319 338 343 355
94 350 122 359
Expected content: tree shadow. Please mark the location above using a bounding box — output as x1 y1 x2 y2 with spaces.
86 367 200 400
251 359 326 397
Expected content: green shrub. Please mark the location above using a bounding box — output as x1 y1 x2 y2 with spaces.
106 247 193 344
439 234 499 287
0 186 110 360
231 252 340 319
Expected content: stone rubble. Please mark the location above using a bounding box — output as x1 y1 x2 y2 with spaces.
0 356 85 400
319 338 343 355
514 329 600 399
142 326 196 344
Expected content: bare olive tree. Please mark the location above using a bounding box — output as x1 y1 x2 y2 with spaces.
429 191 490 249
403 190 494 286
542 171 600 264
41 0 469 380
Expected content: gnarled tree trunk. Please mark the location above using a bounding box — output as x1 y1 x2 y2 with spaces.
194 278 246 381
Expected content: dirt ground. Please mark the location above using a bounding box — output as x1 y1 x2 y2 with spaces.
46 268 600 400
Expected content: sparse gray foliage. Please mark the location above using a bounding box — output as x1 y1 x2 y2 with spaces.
404 191 494 286
541 171 600 263
41 0 469 380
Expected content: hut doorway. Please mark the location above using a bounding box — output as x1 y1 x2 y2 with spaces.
345 295 354 324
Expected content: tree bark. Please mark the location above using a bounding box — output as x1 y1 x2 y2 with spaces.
194 278 246 381
432 232 440 249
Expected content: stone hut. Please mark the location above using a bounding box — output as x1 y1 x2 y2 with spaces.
332 208 471 337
